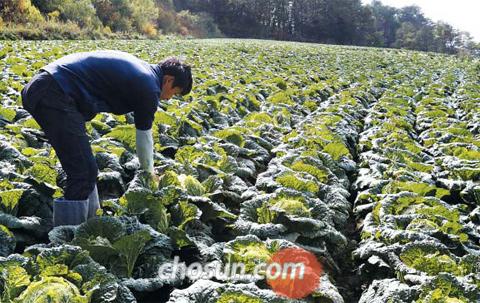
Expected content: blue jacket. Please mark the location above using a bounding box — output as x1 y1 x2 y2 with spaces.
43 50 163 130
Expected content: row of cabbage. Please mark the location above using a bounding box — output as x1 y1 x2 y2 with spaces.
167 80 383 302
354 58 480 302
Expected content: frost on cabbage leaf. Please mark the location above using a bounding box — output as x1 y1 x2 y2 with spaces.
0 225 15 257
166 274 345 303
167 279 300 303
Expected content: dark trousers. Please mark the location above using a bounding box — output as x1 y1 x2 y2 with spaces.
21 71 98 200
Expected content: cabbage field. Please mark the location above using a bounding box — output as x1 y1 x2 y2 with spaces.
0 39 479 303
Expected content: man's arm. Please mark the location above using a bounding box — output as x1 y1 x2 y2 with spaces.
134 92 158 174
136 128 154 174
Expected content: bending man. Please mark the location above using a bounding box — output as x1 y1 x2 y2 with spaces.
21 50 193 227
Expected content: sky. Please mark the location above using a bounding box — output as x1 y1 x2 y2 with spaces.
362 0 480 42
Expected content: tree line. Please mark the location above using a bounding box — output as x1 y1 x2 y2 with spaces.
174 0 478 55
1 0 478 55
0 0 222 39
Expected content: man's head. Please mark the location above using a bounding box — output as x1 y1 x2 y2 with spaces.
159 57 192 100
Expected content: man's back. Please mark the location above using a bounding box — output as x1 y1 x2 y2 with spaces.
43 50 163 130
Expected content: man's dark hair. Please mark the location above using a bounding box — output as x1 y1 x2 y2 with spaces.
159 57 192 96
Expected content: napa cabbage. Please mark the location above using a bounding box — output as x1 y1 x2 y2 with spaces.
70 216 171 279
224 235 277 274
13 277 87 303
276 173 319 194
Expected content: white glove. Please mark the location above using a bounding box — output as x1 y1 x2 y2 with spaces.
136 128 154 174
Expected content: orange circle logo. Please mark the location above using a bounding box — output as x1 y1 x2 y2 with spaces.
266 247 323 299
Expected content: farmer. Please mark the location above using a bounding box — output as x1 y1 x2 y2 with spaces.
21 50 193 227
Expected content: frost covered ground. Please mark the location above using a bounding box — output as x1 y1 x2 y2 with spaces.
0 39 479 302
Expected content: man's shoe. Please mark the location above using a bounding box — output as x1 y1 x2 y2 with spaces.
87 184 100 218
53 198 89 227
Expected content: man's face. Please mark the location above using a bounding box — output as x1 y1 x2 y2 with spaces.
161 75 182 100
